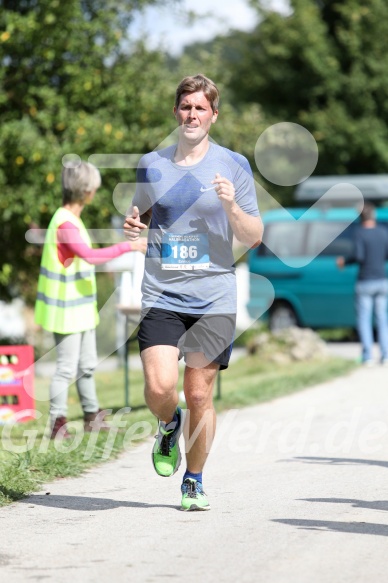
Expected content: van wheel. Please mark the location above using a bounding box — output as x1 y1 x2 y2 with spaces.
269 303 298 331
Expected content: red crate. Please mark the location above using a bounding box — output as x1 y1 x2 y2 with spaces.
0 345 35 422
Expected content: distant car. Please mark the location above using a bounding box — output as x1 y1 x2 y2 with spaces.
247 177 388 331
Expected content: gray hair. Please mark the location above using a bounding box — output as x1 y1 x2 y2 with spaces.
62 161 101 204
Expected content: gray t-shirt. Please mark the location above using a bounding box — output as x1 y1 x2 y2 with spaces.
133 142 260 314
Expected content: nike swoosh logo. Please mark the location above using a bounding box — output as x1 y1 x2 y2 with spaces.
200 186 216 192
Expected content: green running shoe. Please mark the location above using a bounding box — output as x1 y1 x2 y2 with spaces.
181 478 211 511
152 407 182 477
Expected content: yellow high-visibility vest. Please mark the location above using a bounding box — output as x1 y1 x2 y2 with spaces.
34 207 99 333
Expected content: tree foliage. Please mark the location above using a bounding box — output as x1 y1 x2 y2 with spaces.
0 0 177 302
9 0 387 303
202 0 388 176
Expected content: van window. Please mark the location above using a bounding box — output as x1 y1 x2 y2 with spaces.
259 222 306 257
306 222 356 257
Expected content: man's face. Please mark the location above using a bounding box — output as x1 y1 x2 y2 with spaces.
174 91 218 143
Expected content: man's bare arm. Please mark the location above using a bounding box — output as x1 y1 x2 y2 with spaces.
213 173 263 248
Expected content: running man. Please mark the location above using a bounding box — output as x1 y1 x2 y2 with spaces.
124 74 263 511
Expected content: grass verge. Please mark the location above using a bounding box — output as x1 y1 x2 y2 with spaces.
0 355 357 506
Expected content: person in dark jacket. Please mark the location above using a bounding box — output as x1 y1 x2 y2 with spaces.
337 202 388 366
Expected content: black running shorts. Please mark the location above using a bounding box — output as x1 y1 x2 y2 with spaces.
137 308 236 370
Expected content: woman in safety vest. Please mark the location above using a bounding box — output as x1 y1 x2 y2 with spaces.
35 161 146 439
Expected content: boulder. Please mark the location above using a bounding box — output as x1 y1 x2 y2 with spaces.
247 326 330 363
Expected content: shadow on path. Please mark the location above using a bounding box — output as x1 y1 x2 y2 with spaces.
20 494 178 511
284 456 388 469
272 518 388 536
299 498 388 512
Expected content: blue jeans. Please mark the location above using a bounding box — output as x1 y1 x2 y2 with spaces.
50 329 99 418
355 279 388 362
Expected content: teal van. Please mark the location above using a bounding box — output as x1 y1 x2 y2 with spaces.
247 176 388 331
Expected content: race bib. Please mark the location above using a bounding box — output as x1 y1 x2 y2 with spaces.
161 233 210 270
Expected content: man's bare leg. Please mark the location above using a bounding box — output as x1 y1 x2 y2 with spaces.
179 352 217 510
141 345 180 423
183 353 219 473
141 344 184 478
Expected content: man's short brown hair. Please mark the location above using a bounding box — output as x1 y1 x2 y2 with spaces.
175 74 219 113
360 202 376 223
